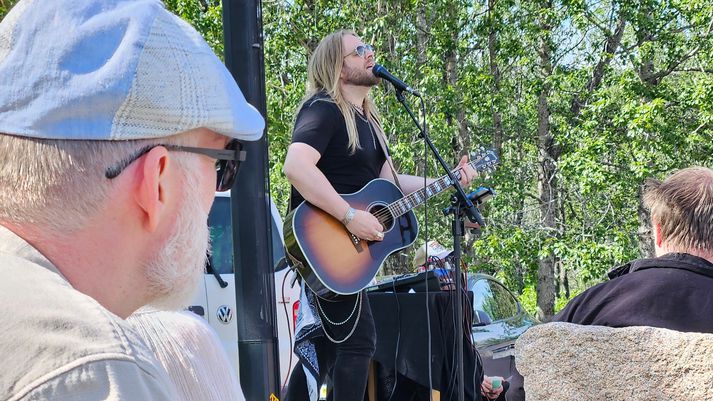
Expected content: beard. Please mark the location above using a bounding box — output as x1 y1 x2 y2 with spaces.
145 159 210 310
342 63 380 87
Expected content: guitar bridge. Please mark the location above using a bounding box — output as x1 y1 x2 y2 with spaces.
350 233 364 253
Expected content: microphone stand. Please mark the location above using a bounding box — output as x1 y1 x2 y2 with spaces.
394 89 482 401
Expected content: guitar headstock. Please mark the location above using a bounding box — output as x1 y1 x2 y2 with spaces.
469 147 499 174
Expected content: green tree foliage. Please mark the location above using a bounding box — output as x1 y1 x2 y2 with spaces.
0 0 17 19
163 0 223 55
259 0 713 319
4 0 712 319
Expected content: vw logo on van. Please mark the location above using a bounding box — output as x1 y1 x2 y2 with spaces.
216 305 233 324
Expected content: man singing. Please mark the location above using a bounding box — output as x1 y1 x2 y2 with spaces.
282 30 498 401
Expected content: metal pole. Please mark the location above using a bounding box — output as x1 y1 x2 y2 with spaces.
451 210 465 401
222 0 281 399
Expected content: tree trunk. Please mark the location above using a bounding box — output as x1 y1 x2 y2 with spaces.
408 2 431 179
536 0 557 321
634 8 656 86
383 251 412 276
571 11 626 117
488 0 504 155
444 5 469 156
416 5 428 68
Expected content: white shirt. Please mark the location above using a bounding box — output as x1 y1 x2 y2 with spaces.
0 226 178 401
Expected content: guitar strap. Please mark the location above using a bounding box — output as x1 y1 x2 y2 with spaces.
369 116 403 192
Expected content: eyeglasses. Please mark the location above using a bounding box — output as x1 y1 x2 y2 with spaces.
105 139 246 192
344 44 374 59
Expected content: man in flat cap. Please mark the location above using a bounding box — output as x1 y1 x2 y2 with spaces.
0 0 263 399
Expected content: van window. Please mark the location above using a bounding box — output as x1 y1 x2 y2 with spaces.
208 197 233 274
207 196 285 274
470 278 519 323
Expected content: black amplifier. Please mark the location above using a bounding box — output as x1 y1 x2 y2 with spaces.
366 268 461 293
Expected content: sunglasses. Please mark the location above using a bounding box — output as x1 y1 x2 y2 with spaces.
344 44 374 58
105 139 246 192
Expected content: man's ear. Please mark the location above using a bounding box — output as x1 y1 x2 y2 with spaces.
134 146 170 232
653 220 664 247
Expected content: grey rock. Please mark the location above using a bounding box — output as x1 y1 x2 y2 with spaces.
515 322 713 401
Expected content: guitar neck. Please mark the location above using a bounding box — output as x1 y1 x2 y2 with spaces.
388 164 470 218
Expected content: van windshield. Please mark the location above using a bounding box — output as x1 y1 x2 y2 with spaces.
208 197 233 274
207 196 286 275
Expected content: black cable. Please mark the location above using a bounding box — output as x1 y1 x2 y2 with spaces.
451 286 466 401
473 341 485 401
460 277 473 399
425 264 434 401
417 94 436 401
442 285 456 400
386 279 401 401
463 292 478 400
420 257 461 397
280 269 295 391
444 266 478 401
463 277 485 401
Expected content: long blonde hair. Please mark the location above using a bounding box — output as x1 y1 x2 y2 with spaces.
298 30 381 153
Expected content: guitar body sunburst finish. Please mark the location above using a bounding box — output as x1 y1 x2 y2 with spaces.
284 179 419 299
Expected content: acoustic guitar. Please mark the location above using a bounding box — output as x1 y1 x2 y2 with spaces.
283 149 499 299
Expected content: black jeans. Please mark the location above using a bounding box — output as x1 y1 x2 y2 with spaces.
286 290 376 401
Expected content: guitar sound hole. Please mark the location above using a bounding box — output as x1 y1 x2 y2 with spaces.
369 204 394 232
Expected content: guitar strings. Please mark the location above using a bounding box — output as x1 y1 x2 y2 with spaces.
369 169 463 222
369 176 453 224
368 154 492 226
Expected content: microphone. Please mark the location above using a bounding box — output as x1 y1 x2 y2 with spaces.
372 64 421 96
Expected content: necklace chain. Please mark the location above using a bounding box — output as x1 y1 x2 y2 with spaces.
367 118 377 150
350 103 377 150
350 102 364 114
316 292 362 344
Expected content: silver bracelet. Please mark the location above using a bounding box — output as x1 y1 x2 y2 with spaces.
341 207 356 225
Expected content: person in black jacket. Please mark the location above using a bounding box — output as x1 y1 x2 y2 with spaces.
554 166 713 333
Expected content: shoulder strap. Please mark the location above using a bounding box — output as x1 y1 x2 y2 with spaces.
369 116 403 192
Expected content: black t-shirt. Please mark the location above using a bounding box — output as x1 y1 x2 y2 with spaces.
289 94 387 210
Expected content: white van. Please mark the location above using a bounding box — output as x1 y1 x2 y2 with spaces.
189 192 300 392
